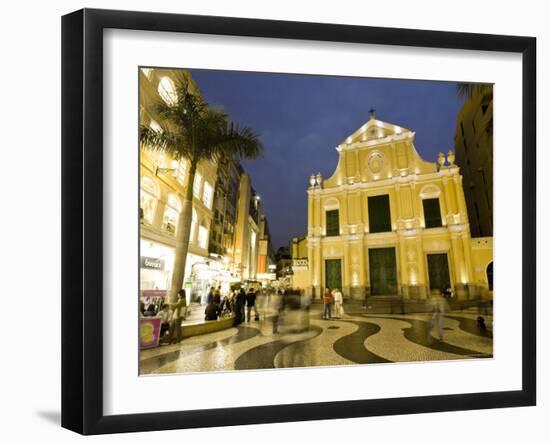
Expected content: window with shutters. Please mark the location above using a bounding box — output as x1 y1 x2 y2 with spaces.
368 195 392 233
423 198 442 228
325 209 340 237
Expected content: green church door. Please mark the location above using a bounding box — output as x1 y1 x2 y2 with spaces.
427 253 451 292
369 247 398 295
325 259 342 291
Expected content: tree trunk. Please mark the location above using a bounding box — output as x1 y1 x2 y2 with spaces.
168 164 196 303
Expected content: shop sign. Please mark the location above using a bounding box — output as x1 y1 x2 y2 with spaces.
256 273 277 281
142 289 167 298
141 256 165 270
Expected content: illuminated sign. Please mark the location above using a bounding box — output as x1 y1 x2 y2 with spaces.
140 256 165 270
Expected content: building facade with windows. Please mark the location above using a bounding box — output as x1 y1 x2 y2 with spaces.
231 172 265 282
209 158 241 259
454 88 493 238
305 115 493 301
139 68 219 301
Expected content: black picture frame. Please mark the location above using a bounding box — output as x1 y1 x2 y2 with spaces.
61 8 536 435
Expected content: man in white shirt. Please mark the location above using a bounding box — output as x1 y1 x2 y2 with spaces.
332 288 343 319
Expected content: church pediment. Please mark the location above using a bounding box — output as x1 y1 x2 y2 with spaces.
322 116 437 189
340 116 410 146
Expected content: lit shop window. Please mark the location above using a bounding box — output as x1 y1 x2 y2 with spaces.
158 76 177 105
193 172 202 198
190 208 198 243
198 223 209 249
140 176 159 225
202 181 213 208
162 194 181 235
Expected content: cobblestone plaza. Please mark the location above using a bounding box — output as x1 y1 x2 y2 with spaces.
141 302 492 375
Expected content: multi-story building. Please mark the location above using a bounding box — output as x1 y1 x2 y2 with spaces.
301 114 493 300
290 236 309 289
454 88 493 237
140 68 221 301
208 158 241 260
256 214 274 276
233 174 264 281
140 67 271 298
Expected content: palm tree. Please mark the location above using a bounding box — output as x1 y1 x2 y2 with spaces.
456 83 492 101
140 73 263 302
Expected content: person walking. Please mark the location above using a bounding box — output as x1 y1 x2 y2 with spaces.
323 288 333 320
169 289 187 344
332 287 343 319
234 288 246 324
246 289 258 322
429 289 448 341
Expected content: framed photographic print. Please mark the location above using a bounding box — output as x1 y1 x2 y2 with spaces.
61 8 536 435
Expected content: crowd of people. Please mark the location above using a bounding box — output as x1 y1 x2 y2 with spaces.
142 284 355 347
203 286 260 325
141 285 266 346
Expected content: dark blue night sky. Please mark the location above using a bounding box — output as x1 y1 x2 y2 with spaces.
188 69 464 249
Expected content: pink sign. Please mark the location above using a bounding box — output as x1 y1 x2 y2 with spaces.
140 317 162 349
142 289 167 298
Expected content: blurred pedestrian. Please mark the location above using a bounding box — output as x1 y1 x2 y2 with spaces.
429 289 448 341
234 288 246 324
246 289 258 322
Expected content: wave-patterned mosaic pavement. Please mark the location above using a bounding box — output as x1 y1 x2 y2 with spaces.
140 307 493 375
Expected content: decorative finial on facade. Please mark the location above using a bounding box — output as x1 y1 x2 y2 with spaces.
447 149 455 166
437 152 446 168
316 172 323 187
309 174 316 188
368 107 376 120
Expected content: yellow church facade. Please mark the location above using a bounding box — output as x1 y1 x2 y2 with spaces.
302 115 493 301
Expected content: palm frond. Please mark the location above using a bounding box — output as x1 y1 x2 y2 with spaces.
141 72 263 167
456 83 493 101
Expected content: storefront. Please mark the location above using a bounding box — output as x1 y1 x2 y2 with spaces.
187 257 239 304
140 239 175 292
